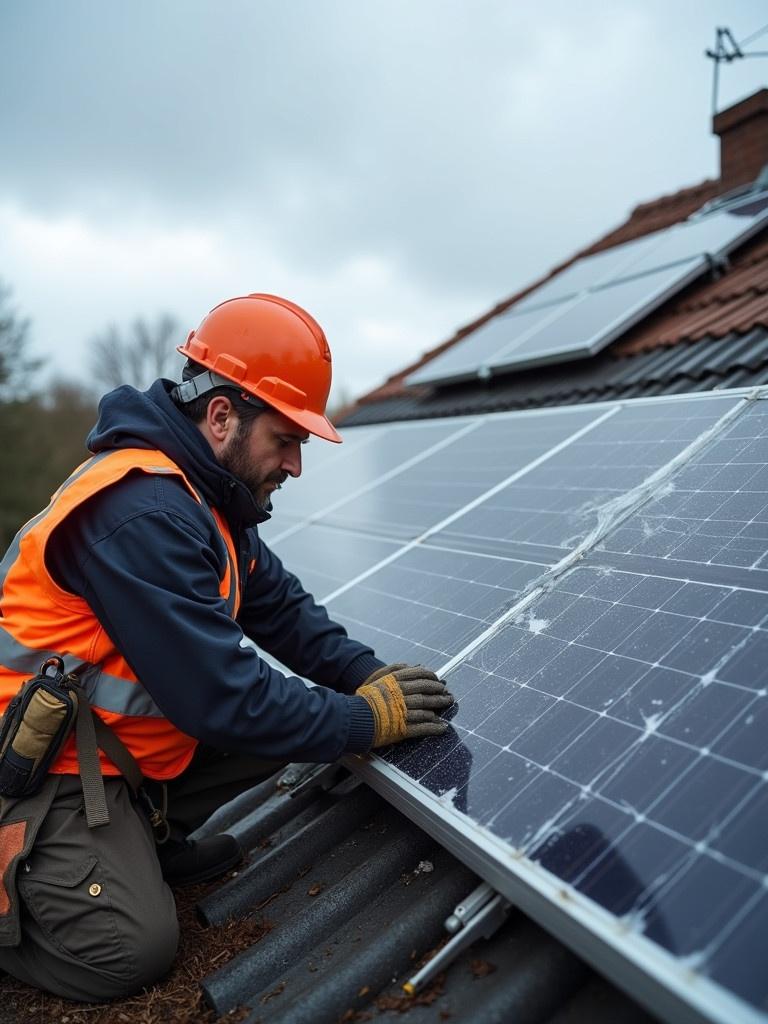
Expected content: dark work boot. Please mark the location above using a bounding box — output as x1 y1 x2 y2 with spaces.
157 833 244 887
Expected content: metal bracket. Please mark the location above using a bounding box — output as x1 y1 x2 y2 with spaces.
705 252 730 279
403 881 511 995
278 762 356 800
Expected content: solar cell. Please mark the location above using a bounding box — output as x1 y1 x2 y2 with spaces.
260 420 457 541
602 400 768 570
325 545 545 666
265 524 401 600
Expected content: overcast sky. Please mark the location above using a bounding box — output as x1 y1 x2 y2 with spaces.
0 1 765 402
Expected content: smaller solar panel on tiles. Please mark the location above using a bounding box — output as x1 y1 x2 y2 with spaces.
488 258 706 372
513 232 664 311
404 299 583 386
406 196 768 387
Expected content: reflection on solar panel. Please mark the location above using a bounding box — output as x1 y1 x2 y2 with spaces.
262 388 768 1024
407 196 768 385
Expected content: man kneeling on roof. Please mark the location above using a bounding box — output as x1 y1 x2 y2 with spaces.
0 293 452 1001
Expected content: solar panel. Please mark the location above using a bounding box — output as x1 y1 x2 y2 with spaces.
259 421 453 541
432 397 736 557
510 199 768 315
634 202 768 273
405 201 768 386
513 232 664 311
486 258 706 372
405 300 581 387
258 388 768 1024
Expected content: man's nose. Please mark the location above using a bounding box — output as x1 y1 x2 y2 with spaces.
282 446 302 478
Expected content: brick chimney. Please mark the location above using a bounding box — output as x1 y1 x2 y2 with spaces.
713 88 768 194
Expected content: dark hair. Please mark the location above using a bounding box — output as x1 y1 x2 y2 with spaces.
173 359 266 426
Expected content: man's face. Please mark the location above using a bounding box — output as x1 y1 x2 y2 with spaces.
220 409 308 513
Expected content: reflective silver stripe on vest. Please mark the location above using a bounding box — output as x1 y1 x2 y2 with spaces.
0 624 165 718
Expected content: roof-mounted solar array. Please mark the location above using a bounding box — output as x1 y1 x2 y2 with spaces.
258 387 768 1024
407 196 768 386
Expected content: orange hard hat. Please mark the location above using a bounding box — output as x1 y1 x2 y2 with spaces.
177 293 341 443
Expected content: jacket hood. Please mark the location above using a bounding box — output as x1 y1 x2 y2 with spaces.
86 379 269 527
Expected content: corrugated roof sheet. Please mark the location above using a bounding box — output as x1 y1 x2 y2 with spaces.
193 766 660 1023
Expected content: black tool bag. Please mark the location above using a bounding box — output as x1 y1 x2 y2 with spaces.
0 657 80 799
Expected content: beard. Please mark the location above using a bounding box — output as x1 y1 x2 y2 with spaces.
219 419 287 513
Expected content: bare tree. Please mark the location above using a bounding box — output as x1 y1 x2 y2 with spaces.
0 280 41 402
89 314 184 392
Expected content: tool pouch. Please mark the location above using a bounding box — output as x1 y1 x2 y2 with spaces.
0 657 79 800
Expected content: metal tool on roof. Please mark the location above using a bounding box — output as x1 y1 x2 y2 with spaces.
280 761 360 800
402 881 511 996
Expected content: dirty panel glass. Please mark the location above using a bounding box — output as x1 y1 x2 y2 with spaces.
387 556 768 1014
434 395 740 558
601 400 768 570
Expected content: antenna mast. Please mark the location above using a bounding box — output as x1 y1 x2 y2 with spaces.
706 23 768 117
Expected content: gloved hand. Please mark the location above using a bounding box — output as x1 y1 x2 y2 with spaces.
356 663 454 748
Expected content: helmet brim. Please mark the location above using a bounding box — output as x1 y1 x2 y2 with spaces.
259 396 342 444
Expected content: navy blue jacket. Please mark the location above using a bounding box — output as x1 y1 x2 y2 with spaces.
47 380 380 763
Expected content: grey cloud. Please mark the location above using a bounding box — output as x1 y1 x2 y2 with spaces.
0 0 765 303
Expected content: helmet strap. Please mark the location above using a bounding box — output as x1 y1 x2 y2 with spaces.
171 370 235 404
171 370 268 411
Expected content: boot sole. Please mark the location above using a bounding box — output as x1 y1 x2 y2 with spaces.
164 846 244 888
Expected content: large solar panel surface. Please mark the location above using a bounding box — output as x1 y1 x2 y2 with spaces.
407 197 768 386
258 389 768 1024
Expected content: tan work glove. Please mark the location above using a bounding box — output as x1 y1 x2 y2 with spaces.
356 663 454 748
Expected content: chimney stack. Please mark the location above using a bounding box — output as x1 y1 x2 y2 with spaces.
713 88 768 194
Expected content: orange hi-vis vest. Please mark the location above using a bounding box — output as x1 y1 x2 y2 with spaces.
0 449 241 781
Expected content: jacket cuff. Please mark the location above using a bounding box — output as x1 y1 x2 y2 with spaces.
341 652 385 692
345 696 376 753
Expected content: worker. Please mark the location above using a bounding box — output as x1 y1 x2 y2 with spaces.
0 294 452 1001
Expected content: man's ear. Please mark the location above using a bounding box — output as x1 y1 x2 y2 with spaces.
206 395 235 444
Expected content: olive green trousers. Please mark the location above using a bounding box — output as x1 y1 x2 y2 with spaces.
0 747 282 1002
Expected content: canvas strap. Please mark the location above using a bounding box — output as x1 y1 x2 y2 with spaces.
71 684 144 828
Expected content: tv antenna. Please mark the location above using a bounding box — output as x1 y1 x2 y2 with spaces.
706 24 768 117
